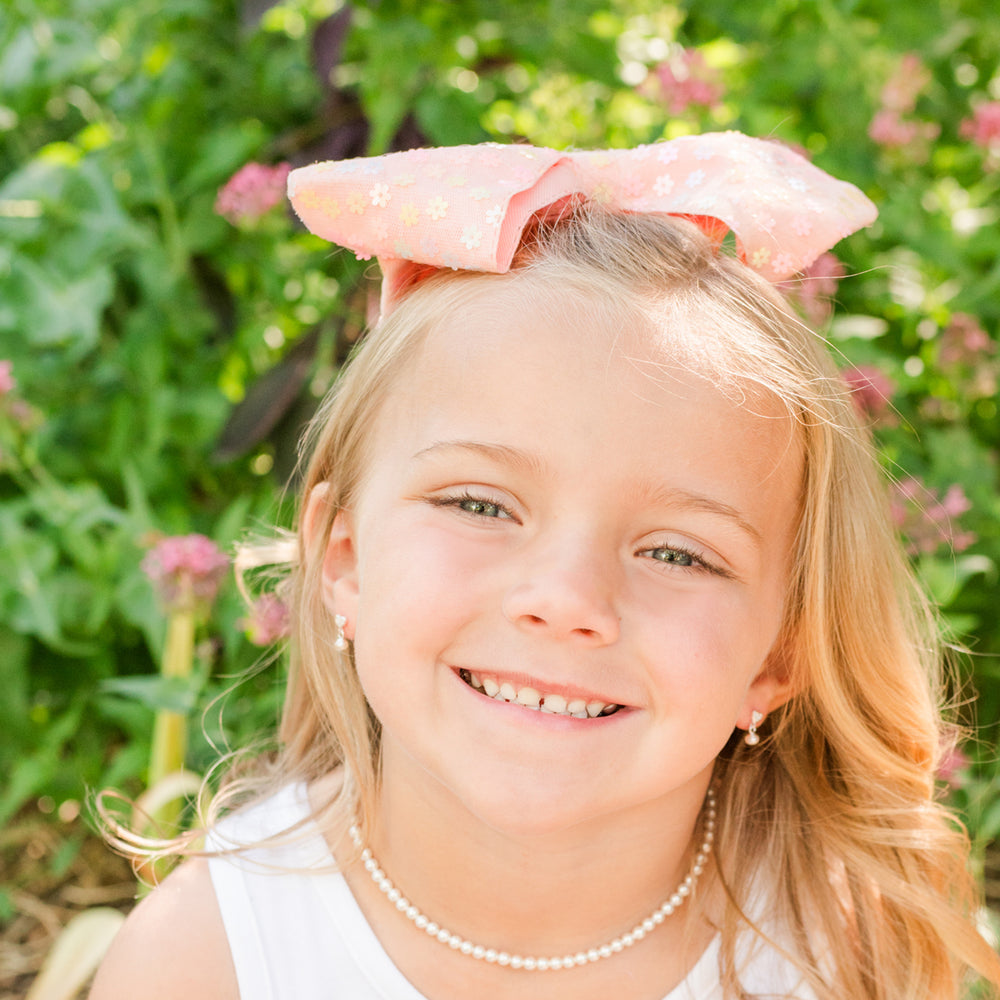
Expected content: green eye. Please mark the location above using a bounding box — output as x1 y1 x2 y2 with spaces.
650 547 695 566
460 498 504 517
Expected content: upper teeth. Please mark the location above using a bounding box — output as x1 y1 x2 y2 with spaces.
460 670 621 718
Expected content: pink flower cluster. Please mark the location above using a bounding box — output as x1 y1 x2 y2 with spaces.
937 312 998 402
936 745 970 790
889 478 976 556
868 54 939 157
779 252 845 327
842 364 896 422
960 101 1000 151
142 533 230 612
241 593 291 647
0 360 41 441
215 162 292 226
646 49 724 115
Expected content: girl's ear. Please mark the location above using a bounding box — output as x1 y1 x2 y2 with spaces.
739 642 796 729
303 483 360 630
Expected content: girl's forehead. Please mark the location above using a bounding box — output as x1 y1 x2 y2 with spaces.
384 277 802 466
409 274 790 414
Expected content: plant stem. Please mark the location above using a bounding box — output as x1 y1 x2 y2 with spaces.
147 606 196 832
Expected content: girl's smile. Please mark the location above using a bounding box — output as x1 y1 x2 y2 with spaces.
323 277 803 842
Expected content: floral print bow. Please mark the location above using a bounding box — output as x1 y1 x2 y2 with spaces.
287 132 876 314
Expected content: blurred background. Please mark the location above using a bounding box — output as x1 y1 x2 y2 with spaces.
1 0 999 995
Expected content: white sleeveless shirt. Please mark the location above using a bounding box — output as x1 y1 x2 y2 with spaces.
207 785 815 999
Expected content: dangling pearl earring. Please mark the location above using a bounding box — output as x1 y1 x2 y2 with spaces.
334 613 349 651
744 710 764 746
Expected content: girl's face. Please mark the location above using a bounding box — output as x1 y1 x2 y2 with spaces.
323 281 803 838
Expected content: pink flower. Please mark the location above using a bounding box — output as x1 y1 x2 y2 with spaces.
960 101 1000 150
889 478 976 556
142 534 230 612
241 593 291 646
879 53 932 114
868 110 940 150
0 360 15 395
215 162 292 225
868 55 939 159
932 313 999 403
938 313 994 366
646 49 724 115
779 252 845 326
842 364 895 420
937 745 970 789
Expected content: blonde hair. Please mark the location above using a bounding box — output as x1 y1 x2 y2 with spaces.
240 207 998 998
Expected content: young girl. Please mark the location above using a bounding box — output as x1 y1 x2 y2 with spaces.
92 133 1000 1000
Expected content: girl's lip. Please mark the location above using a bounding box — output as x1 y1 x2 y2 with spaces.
449 665 633 715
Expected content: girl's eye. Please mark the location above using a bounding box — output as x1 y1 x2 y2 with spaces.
640 543 723 576
431 492 515 520
458 497 507 518
649 546 697 567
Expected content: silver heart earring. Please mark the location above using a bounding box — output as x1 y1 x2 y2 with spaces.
744 710 764 746
334 613 349 651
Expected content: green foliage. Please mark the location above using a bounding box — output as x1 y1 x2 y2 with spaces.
1 0 998 865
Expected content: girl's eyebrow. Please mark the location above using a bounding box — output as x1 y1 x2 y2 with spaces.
630 484 763 547
414 440 762 545
412 439 547 476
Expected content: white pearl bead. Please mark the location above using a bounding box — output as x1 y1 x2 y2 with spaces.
414 913 427 928
472 945 485 959
484 949 497 963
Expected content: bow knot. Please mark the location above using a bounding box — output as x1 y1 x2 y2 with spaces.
288 132 876 314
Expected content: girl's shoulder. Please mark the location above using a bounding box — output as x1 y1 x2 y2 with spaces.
88 857 238 1000
90 781 321 1000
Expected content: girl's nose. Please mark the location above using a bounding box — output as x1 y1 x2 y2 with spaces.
501 544 620 645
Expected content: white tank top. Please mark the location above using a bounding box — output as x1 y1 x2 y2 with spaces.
207 784 814 999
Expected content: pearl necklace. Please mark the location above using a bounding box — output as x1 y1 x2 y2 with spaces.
348 786 716 972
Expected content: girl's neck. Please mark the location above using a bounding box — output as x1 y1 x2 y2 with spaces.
329 750 719 999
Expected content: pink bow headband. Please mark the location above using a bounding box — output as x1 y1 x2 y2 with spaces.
287 132 877 315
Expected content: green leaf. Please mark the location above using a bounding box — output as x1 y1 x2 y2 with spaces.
99 674 205 714
0 705 82 828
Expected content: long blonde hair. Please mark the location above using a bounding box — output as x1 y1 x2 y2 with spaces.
243 207 999 998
